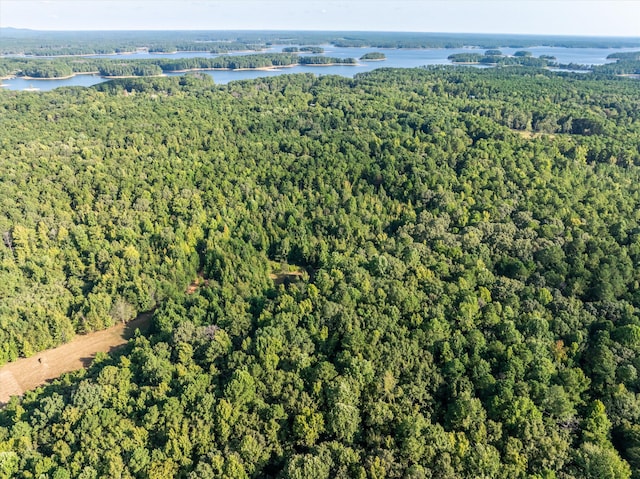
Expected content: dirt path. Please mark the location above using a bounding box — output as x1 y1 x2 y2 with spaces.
0 313 152 406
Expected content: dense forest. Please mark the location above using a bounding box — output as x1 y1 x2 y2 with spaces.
593 57 640 76
2 67 640 478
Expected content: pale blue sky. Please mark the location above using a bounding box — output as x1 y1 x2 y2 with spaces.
1 1 639 37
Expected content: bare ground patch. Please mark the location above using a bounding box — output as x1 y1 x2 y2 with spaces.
269 270 305 285
0 274 212 406
0 313 152 406
513 129 557 140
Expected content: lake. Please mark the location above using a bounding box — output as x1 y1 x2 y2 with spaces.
2 44 639 91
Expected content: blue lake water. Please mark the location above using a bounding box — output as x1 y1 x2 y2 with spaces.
2 45 639 91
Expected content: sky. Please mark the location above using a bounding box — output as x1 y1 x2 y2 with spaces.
1 0 640 37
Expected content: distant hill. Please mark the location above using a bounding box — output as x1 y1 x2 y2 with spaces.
0 27 37 37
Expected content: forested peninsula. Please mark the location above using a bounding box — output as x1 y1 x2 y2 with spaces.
0 54 357 80
2 67 640 478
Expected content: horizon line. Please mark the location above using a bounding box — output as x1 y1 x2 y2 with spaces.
2 27 640 40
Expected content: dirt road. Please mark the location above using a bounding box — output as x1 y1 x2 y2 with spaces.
0 313 152 405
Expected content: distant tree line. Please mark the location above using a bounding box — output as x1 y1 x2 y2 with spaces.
2 28 639 56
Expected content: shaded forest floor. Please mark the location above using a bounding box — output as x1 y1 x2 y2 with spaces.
268 261 307 285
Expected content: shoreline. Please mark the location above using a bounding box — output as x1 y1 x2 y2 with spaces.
101 73 167 79
21 71 99 80
3 48 264 59
165 65 295 73
8 51 136 58
300 62 358 67
151 50 213 55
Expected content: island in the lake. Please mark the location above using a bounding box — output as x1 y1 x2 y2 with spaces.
360 52 386 61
